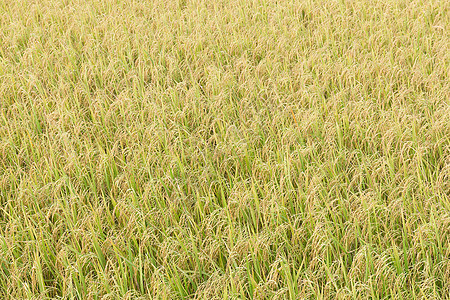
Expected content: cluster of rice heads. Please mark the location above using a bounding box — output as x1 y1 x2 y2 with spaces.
0 0 449 298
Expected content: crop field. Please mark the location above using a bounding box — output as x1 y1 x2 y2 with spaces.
0 0 449 298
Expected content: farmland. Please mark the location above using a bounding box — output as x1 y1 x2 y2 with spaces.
0 0 449 298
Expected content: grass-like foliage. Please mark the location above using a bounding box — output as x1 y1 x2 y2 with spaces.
0 0 449 298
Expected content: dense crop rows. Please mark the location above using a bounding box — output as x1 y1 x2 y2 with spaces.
0 0 449 298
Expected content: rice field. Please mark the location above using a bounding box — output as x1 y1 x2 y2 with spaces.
0 0 449 298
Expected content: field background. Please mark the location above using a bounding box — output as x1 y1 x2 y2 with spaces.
0 0 449 298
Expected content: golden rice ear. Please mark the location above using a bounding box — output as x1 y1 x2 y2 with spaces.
0 0 448 298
